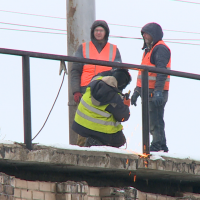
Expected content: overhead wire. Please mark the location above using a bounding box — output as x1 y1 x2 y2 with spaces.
0 9 66 19
0 9 200 45
0 27 66 35
0 21 66 32
0 26 200 45
172 0 200 4
1 9 200 35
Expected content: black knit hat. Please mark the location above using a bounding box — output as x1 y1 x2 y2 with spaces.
112 69 131 90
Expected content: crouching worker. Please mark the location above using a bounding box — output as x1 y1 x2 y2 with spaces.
72 69 132 148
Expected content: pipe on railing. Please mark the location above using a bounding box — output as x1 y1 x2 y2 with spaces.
22 56 32 150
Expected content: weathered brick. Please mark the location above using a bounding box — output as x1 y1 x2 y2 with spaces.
157 195 167 200
146 193 157 200
57 183 64 193
101 197 115 200
65 183 74 193
0 184 3 193
15 198 24 200
56 194 66 200
44 192 56 200
27 181 39 190
83 194 88 200
21 189 32 199
89 187 99 196
114 197 124 200
100 187 115 197
33 190 44 200
0 174 10 185
7 195 14 200
166 197 176 200
72 194 86 200
56 193 71 200
39 182 51 192
10 177 15 187
77 184 81 193
184 192 200 197
4 185 14 195
50 183 56 192
14 188 21 198
0 193 10 200
15 179 27 189
137 191 147 200
80 182 88 194
71 183 78 193
57 182 79 193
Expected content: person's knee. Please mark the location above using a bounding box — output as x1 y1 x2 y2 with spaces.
84 137 103 147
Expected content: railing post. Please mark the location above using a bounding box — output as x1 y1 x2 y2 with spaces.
22 55 32 150
141 70 150 154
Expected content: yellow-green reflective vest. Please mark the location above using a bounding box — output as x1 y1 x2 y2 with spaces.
75 78 123 134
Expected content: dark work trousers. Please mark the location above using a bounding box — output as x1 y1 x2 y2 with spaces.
149 101 167 150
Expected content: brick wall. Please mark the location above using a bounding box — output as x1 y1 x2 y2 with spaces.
0 172 199 200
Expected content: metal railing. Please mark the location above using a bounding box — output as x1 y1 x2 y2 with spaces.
1 47 200 153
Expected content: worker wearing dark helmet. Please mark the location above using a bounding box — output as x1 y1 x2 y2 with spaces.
131 22 171 152
72 69 132 148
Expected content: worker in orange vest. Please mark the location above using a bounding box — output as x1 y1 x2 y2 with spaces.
131 22 171 152
71 20 122 146
71 20 122 103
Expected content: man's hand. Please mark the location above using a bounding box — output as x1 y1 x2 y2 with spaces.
74 92 82 103
131 91 139 106
152 90 164 107
123 98 130 107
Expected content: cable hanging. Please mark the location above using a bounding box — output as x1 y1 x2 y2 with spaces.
32 72 66 141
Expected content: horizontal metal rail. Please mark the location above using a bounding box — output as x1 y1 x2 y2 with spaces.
1 47 200 80
0 47 200 153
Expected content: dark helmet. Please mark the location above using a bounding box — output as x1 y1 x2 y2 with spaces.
112 69 132 90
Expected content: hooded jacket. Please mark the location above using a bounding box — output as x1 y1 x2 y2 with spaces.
72 75 129 147
71 20 122 95
134 22 171 99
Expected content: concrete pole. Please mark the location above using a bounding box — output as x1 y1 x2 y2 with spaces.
67 0 95 145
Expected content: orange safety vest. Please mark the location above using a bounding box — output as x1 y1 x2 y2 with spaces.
81 41 117 87
137 40 171 90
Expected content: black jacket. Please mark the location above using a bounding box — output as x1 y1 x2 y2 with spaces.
134 22 171 99
72 76 129 147
71 20 122 95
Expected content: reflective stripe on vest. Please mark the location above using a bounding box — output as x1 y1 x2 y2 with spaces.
136 40 171 90
80 98 111 118
80 41 117 87
76 109 120 127
75 83 123 134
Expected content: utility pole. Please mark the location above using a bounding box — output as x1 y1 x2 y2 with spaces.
67 0 95 145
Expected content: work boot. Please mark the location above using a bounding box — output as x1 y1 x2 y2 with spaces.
149 144 161 152
84 137 103 147
161 145 169 152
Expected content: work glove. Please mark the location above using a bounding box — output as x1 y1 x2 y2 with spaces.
73 92 82 103
152 90 164 107
123 98 130 107
123 90 131 107
131 91 139 106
